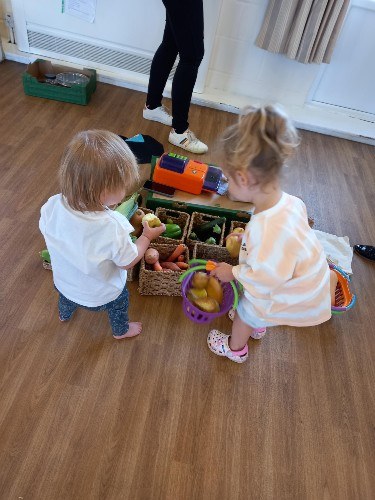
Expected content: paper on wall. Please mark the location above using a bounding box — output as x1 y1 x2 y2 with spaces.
62 0 97 23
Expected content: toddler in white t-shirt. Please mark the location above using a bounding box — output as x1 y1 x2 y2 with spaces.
39 130 165 339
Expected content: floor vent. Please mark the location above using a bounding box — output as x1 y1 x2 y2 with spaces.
27 30 177 78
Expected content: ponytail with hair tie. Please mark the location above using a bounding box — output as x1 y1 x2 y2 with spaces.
221 104 299 185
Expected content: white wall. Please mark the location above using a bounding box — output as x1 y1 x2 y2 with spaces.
10 0 222 94
0 0 11 19
207 0 321 107
2 0 375 143
4 0 323 109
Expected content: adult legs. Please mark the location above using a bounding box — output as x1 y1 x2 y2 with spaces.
164 0 204 132
146 0 204 133
146 14 178 110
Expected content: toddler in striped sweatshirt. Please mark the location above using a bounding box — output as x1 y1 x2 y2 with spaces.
207 105 337 363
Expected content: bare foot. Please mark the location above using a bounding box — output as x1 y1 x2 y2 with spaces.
113 322 142 339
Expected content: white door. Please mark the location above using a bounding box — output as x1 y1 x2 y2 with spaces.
311 0 375 117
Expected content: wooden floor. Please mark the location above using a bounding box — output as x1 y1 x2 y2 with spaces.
0 60 374 500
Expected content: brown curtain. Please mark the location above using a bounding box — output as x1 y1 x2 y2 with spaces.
256 0 350 64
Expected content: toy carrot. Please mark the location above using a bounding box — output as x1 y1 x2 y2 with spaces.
153 261 163 271
205 260 216 272
166 244 186 262
176 262 189 270
161 262 181 271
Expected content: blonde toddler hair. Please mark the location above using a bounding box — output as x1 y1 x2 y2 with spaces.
60 130 140 211
222 105 299 184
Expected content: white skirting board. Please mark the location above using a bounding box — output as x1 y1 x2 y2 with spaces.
3 38 375 147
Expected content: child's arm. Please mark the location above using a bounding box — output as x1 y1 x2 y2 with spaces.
120 221 166 270
210 262 235 282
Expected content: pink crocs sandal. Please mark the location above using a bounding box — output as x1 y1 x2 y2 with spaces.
207 330 248 363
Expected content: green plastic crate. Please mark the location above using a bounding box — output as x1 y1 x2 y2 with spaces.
23 59 96 105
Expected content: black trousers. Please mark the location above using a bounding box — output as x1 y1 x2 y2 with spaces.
146 0 204 133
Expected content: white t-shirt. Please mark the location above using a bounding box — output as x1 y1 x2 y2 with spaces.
232 192 331 328
39 194 138 307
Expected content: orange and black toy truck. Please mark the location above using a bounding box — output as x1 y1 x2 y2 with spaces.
153 152 224 195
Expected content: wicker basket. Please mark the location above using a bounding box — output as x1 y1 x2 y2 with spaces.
229 220 247 233
153 207 190 245
138 243 189 296
126 264 138 282
186 212 226 251
193 242 239 266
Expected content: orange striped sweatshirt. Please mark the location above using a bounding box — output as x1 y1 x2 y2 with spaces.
232 193 332 328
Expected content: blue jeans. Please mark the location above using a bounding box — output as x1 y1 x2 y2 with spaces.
58 286 129 337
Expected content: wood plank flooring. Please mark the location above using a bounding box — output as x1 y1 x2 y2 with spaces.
0 60 374 500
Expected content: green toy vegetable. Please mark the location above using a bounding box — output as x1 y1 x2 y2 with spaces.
205 237 216 245
40 249 51 263
189 232 198 240
194 217 225 239
162 223 182 239
212 224 221 234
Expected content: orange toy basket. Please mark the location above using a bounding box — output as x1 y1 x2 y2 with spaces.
329 263 356 314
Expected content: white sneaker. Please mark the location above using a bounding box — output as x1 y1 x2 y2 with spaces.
169 129 208 154
143 105 172 126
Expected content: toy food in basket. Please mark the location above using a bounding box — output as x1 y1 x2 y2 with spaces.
226 227 245 258
179 259 240 324
153 207 190 245
139 244 190 296
186 213 226 253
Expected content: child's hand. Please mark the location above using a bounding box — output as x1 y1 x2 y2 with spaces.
210 262 234 282
142 221 166 241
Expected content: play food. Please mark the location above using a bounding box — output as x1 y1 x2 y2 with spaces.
142 213 162 228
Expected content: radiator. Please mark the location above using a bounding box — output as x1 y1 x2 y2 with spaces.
26 29 177 79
